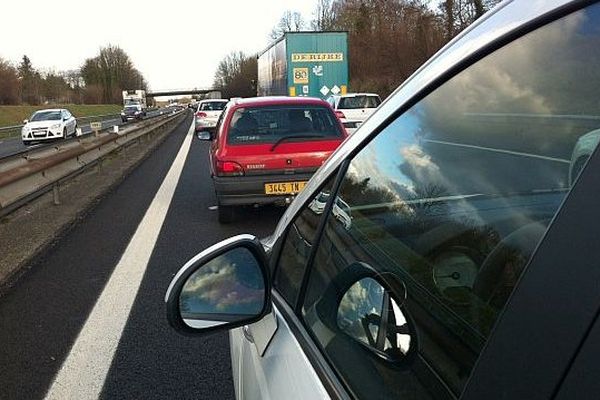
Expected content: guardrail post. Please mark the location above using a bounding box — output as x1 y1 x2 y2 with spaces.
52 184 60 205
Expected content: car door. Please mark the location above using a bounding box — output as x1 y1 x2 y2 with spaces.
230 173 343 400
236 2 600 399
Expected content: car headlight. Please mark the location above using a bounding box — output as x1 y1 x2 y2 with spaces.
50 123 61 129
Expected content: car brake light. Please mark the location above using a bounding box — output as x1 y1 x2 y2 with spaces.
195 112 207 118
216 160 244 176
335 110 345 119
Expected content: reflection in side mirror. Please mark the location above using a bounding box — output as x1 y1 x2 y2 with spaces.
336 276 416 362
180 247 265 329
166 234 271 335
196 131 212 140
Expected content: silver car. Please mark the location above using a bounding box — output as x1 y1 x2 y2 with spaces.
166 1 600 398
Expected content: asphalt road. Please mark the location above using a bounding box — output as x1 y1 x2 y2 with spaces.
0 109 166 159
0 113 283 399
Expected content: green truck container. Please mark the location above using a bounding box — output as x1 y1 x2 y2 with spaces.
258 32 349 99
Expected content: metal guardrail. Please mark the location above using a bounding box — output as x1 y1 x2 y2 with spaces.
0 110 186 217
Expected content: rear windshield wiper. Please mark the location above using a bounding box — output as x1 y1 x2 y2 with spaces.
270 134 325 152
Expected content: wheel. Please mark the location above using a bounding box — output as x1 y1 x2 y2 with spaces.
22 140 32 146
218 204 235 224
73 124 78 137
63 127 68 139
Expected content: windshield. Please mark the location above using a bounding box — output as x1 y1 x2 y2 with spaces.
30 111 62 122
338 95 381 109
199 101 227 111
227 105 343 145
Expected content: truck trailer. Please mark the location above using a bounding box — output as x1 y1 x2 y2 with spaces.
258 32 349 99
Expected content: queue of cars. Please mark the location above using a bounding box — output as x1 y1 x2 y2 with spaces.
168 1 600 399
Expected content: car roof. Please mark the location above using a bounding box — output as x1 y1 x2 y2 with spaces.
338 93 380 98
199 99 228 103
230 96 329 108
271 0 580 240
34 108 63 113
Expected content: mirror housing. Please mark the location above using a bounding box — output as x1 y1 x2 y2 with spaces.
196 131 212 141
23 119 28 124
165 234 271 336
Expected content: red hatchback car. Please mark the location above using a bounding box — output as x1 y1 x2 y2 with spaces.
198 96 348 223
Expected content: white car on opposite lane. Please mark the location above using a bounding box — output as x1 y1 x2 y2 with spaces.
21 108 77 145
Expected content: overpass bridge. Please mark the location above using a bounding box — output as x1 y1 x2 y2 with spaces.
146 88 221 98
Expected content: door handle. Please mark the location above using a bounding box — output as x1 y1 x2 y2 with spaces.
242 325 254 343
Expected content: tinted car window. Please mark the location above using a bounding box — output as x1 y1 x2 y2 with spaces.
199 101 227 111
338 96 381 109
300 5 600 399
31 111 62 121
227 105 343 145
274 174 337 305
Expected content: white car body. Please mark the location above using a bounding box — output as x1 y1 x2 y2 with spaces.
194 99 228 131
21 108 77 145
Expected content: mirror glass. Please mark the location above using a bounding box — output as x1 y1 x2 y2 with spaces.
337 278 413 359
196 131 211 140
179 247 265 329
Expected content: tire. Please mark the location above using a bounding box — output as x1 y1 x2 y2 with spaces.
218 204 235 224
22 140 32 146
73 124 78 137
63 127 68 139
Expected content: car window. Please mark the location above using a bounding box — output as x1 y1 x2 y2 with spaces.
274 173 338 305
30 111 62 121
227 105 343 145
200 101 227 111
299 5 600 399
338 95 380 109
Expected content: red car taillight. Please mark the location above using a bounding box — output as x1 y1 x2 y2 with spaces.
216 160 244 176
195 111 207 118
335 110 345 119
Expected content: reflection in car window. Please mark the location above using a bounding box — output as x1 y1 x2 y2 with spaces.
300 5 600 399
274 174 337 306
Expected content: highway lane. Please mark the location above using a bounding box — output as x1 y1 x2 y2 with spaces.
0 109 167 159
0 112 284 399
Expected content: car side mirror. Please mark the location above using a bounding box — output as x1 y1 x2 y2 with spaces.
23 119 28 124
165 234 271 335
196 131 212 141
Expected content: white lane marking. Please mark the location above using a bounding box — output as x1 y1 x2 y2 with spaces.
44 119 194 400
422 138 571 164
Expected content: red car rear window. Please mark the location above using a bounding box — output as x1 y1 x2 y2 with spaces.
226 105 343 145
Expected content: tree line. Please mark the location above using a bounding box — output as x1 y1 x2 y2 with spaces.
214 0 500 98
0 45 147 106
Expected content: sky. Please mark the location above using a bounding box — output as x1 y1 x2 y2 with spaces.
1 0 317 92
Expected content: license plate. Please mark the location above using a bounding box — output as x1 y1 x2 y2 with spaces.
264 181 307 195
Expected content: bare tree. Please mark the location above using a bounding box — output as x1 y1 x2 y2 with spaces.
270 10 305 40
0 57 19 105
311 0 336 31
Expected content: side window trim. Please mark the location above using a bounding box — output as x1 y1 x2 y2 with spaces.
270 161 350 312
293 159 351 314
